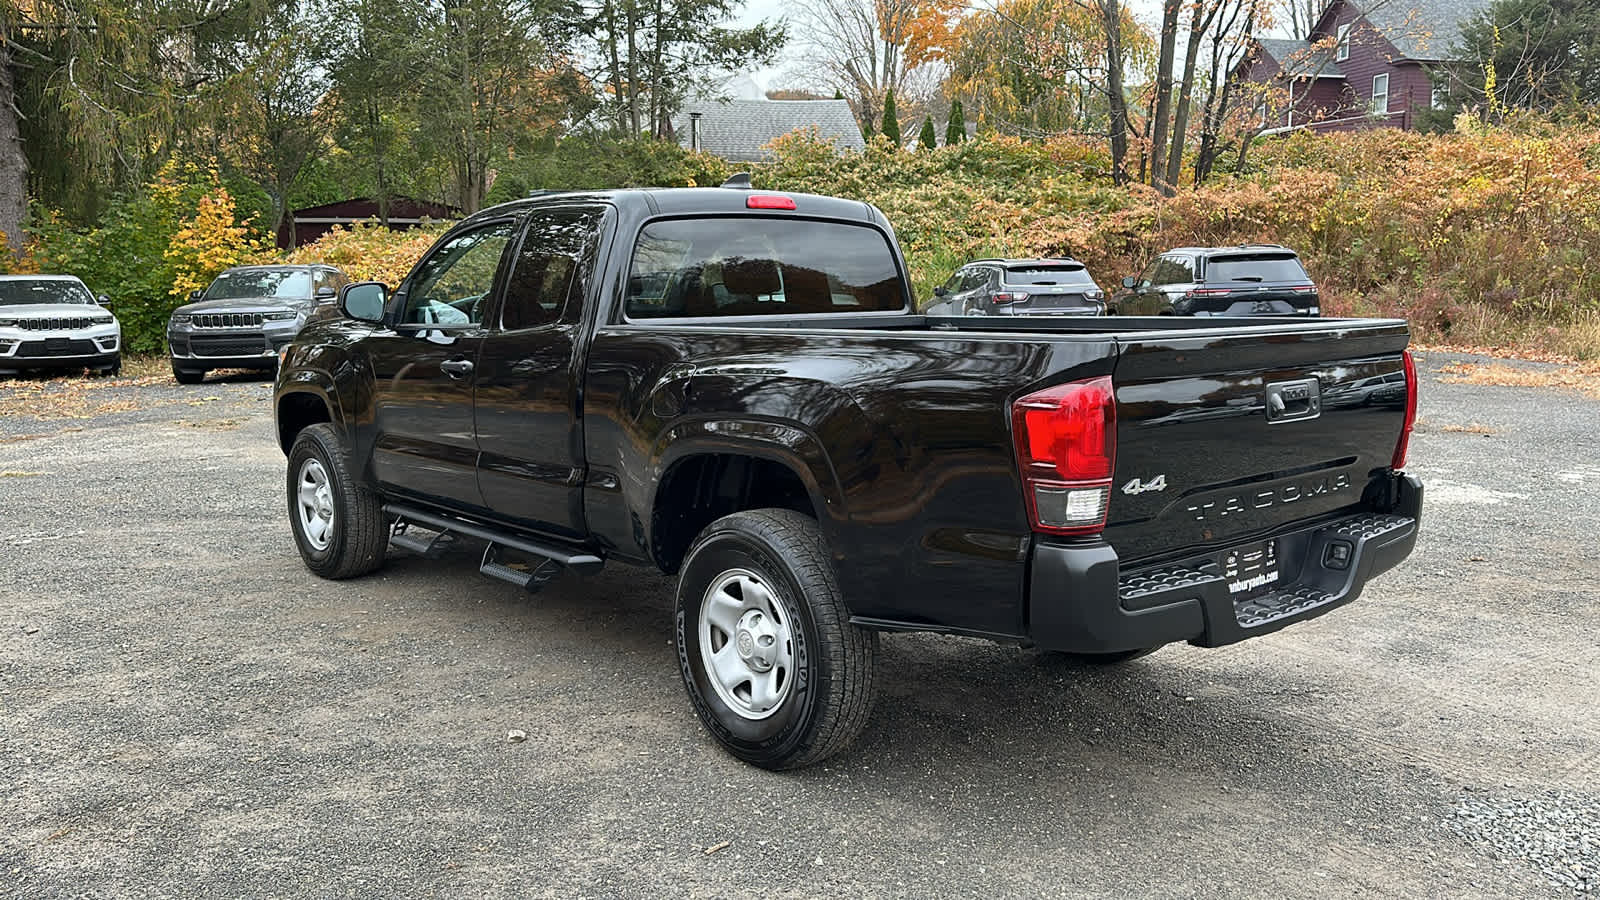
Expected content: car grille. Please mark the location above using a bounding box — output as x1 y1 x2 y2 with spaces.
189 335 268 357
15 317 96 331
192 313 265 328
17 338 98 357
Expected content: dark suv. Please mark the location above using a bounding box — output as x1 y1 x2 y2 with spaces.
930 258 1106 316
1110 245 1319 317
167 264 348 383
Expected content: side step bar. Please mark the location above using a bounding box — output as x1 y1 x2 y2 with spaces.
382 502 605 591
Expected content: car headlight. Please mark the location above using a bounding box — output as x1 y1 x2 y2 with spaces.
170 314 191 326
91 314 114 325
264 310 298 321
0 317 16 327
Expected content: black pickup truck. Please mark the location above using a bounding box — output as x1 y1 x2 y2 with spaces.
273 184 1423 770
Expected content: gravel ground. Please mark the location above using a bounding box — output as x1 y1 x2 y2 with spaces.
1 352 1597 898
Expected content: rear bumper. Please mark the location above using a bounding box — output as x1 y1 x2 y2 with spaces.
1027 474 1422 652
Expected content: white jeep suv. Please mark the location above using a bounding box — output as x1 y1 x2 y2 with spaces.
0 275 122 376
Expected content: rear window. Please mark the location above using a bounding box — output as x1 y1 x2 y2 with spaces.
1204 254 1309 283
1004 265 1094 286
625 218 907 319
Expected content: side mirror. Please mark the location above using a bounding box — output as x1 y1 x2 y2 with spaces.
933 286 949 298
340 281 389 323
1121 276 1136 289
96 294 112 307
315 286 336 300
189 289 204 302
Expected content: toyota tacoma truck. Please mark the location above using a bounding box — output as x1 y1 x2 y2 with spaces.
273 182 1423 770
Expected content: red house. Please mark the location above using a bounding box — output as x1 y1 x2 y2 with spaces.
1238 0 1490 133
276 197 460 250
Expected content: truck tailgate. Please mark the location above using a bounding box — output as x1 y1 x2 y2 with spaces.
1104 321 1411 566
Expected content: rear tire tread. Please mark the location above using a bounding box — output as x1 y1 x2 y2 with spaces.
680 509 878 769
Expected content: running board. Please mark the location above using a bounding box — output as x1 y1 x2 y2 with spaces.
480 543 562 591
381 502 605 578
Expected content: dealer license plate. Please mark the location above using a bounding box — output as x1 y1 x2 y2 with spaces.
1221 539 1281 597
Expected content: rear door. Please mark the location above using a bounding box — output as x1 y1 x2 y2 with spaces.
1192 253 1318 315
367 218 517 509
473 203 610 540
1103 320 1411 566
1002 263 1102 314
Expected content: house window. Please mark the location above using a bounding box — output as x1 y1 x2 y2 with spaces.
1372 73 1390 114
1335 24 1352 62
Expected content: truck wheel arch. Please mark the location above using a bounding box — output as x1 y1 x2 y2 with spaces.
276 389 337 455
650 446 841 575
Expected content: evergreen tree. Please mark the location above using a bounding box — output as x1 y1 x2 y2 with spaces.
945 99 966 145
880 88 901 147
918 116 937 149
833 88 844 100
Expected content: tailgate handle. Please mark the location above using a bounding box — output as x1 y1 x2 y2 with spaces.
1265 378 1321 423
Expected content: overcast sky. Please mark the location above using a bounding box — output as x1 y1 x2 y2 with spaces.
731 0 1180 95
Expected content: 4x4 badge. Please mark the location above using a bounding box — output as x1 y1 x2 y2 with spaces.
1122 475 1168 495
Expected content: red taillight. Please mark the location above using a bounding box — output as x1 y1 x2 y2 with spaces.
746 194 796 210
1184 288 1231 299
1011 376 1117 535
1290 284 1318 293
1392 349 1418 469
992 291 1029 304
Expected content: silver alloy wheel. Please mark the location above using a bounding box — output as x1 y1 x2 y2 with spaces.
698 568 795 720
296 457 336 552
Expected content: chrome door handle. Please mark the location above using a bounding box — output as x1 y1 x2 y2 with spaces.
440 359 474 378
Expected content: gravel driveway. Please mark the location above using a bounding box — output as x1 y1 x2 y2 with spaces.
2 353 1596 898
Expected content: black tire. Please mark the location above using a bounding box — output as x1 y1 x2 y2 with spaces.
172 364 205 384
285 423 388 579
93 355 121 377
961 299 987 316
675 509 878 770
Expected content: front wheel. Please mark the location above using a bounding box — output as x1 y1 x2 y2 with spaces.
675 509 878 770
172 364 205 384
286 423 388 579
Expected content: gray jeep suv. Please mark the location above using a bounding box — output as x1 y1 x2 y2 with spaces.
167 264 347 384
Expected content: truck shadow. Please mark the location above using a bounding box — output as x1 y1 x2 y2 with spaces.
377 547 1406 802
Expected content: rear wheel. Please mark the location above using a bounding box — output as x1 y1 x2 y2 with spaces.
961 298 987 316
675 509 878 770
172 364 205 384
286 423 387 579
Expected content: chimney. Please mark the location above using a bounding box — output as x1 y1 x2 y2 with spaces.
689 112 702 152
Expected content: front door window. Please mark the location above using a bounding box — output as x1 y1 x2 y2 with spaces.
401 222 515 327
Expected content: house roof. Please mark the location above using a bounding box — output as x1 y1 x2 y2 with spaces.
673 98 865 162
1255 38 1347 78
1319 0 1491 61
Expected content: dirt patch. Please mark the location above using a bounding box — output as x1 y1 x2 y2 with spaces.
1437 361 1600 398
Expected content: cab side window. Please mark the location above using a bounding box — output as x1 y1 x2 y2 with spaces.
501 206 607 331
400 221 516 326
962 268 991 292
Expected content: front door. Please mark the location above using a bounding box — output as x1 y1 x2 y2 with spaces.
473 204 610 539
368 218 518 510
